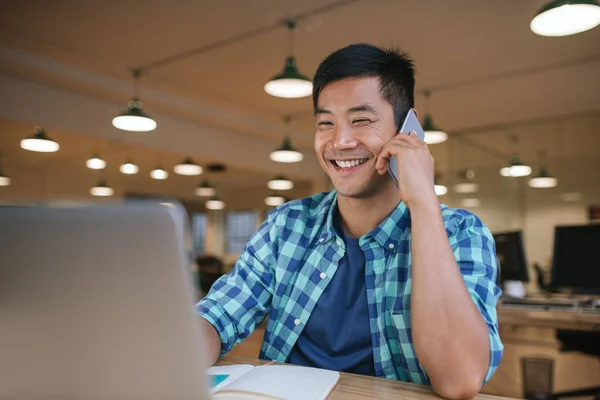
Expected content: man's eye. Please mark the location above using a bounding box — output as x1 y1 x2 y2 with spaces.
353 119 370 124
318 121 333 126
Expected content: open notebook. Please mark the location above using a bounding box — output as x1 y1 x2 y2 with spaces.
207 364 340 400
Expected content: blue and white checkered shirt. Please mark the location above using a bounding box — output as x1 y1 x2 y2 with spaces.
196 190 503 385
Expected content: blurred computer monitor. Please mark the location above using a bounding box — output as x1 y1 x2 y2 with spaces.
493 230 529 283
551 224 600 292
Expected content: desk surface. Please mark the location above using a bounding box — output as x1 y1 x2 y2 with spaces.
216 356 515 400
498 303 600 331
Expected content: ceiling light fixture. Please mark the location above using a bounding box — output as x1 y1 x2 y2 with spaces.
265 194 287 207
112 69 157 132
434 174 447 196
205 197 225 210
453 169 479 194
20 126 60 153
195 181 216 197
500 154 532 177
174 157 203 176
90 179 114 197
530 0 600 37
270 115 303 163
461 198 481 208
150 166 168 180
0 169 10 187
119 160 139 175
86 154 106 170
268 175 294 191
529 168 558 188
421 90 447 145
264 19 312 99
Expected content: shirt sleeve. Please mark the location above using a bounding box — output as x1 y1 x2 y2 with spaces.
195 210 280 358
447 210 504 385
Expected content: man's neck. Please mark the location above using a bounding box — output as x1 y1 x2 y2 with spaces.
336 183 402 239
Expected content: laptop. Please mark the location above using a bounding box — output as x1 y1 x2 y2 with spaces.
0 201 212 399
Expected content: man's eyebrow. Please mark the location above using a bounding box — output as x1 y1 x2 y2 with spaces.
348 103 377 113
315 107 332 115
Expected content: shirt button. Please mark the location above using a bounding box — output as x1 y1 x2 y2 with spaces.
388 243 395 249
319 238 324 243
320 272 327 279
336 239 342 246
294 319 301 326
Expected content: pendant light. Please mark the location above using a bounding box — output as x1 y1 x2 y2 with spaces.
530 0 600 37
461 198 481 208
264 19 312 99
112 69 157 132
90 179 114 197
434 174 447 196
150 165 168 180
86 153 106 170
119 160 139 175
205 197 225 210
528 150 557 188
421 91 447 145
174 157 203 176
453 169 479 194
268 175 294 190
270 115 303 163
500 154 532 177
265 194 286 207
0 156 10 186
195 181 216 197
20 126 60 153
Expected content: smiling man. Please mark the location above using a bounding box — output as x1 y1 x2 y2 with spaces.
196 43 503 399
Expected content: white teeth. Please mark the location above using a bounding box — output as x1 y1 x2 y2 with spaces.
334 159 367 168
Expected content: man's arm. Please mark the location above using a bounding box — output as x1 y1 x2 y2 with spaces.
410 202 501 400
195 211 280 363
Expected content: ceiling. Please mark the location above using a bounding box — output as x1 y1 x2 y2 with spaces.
0 0 599 200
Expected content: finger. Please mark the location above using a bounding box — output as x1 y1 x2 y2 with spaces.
392 132 421 148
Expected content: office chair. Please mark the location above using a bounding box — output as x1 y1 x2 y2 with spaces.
195 255 225 295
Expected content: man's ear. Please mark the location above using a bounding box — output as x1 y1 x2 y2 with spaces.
412 108 420 119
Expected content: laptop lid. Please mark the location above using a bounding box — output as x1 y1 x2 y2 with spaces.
0 201 211 399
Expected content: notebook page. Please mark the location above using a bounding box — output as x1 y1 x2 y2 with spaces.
206 364 255 393
213 364 340 400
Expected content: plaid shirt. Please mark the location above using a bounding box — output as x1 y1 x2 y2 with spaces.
196 191 503 385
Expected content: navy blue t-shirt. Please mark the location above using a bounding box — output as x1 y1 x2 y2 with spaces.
287 207 376 376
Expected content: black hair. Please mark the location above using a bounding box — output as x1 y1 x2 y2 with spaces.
312 43 415 129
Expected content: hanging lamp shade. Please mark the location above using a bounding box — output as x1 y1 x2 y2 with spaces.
268 175 294 191
530 0 600 36
150 166 168 180
195 181 216 197
453 169 479 194
264 56 313 99
270 136 304 163
265 194 286 207
20 127 60 153
0 168 10 187
422 114 447 145
90 179 114 197
112 98 157 132
86 154 106 170
174 157 203 176
119 160 139 175
434 173 447 196
500 154 532 177
205 197 225 210
461 198 481 208
528 167 558 188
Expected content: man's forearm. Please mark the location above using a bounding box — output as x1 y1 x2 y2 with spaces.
199 317 222 366
409 202 490 399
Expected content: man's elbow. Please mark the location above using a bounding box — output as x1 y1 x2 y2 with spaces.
432 374 485 400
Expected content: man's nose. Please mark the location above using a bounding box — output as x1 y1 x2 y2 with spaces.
332 124 359 151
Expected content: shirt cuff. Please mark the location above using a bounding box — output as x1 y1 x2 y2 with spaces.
195 298 237 357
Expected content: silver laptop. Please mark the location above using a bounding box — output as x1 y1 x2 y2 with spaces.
0 201 211 399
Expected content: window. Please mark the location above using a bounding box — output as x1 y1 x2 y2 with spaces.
192 213 208 255
226 210 259 254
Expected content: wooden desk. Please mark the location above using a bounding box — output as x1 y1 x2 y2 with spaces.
216 356 516 400
498 306 600 331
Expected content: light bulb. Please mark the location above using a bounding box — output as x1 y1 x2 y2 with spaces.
434 184 447 196
529 176 557 188
265 195 286 207
205 199 225 210
268 177 294 191
119 162 139 175
150 168 168 180
86 157 106 170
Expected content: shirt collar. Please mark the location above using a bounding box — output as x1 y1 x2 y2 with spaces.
317 191 411 252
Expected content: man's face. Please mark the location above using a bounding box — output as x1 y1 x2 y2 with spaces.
314 76 397 198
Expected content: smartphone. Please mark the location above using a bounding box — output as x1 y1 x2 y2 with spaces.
387 108 425 188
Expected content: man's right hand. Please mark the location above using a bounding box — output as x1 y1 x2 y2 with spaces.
199 317 221 365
